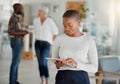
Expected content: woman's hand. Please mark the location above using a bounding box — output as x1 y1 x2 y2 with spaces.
66 58 77 68
54 58 78 69
54 59 67 69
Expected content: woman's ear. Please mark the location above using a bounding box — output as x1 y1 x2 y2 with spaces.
77 19 81 25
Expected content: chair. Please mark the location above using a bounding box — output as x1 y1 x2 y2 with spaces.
89 56 120 84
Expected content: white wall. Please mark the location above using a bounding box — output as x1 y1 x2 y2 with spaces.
20 0 85 33
20 0 120 55
112 0 120 55
19 0 110 34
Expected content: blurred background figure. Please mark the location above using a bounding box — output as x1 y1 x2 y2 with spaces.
33 6 59 84
8 3 29 84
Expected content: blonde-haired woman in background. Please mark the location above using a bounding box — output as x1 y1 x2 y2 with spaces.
33 6 59 84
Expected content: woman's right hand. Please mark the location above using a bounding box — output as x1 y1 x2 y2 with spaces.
54 59 67 69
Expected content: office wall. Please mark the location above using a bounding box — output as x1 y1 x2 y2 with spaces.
20 0 85 33
20 0 117 56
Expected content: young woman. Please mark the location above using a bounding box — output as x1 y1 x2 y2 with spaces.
52 10 98 84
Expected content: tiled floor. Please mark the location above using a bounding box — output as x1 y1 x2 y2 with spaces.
0 43 96 84
0 44 57 84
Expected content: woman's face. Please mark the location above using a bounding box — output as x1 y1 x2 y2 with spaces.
63 17 80 36
38 9 45 18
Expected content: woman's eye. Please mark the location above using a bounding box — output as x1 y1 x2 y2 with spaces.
69 25 73 27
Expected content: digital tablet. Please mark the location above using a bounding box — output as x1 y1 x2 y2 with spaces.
46 58 62 61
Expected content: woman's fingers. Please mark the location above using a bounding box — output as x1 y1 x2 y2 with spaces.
54 59 67 68
54 58 77 68
66 58 77 68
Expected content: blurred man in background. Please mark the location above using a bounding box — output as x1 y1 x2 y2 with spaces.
8 3 29 84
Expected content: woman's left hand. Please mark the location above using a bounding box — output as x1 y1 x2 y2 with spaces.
66 58 77 68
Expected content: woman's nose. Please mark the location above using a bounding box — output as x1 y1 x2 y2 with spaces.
65 26 70 30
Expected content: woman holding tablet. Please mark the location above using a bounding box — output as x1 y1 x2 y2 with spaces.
52 10 98 84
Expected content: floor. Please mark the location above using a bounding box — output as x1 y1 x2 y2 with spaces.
0 41 96 84
0 42 57 84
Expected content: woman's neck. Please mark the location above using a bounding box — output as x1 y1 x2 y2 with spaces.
72 28 83 37
40 17 47 24
73 31 83 37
